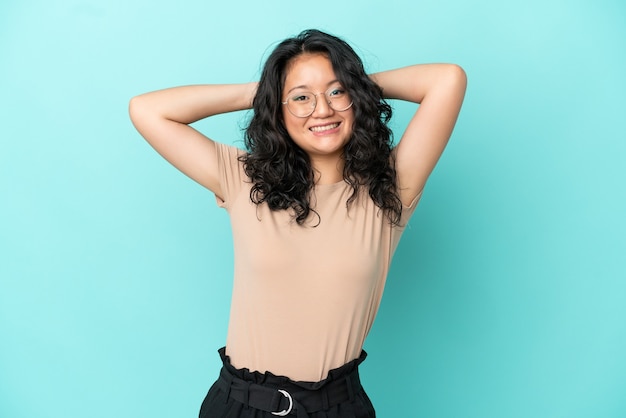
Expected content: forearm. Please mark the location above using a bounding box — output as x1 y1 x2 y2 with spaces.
129 82 258 125
371 63 466 104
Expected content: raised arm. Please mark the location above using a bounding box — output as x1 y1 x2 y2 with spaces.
371 64 466 206
128 83 257 197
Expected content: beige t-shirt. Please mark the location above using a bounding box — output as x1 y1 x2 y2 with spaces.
214 143 419 382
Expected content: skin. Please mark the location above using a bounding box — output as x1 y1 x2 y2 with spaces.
129 55 466 207
281 53 355 185
371 64 467 205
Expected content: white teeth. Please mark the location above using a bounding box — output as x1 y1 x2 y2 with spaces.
310 123 339 132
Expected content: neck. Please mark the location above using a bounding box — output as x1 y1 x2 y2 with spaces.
311 156 345 185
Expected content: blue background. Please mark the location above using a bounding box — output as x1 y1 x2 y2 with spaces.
1 0 625 417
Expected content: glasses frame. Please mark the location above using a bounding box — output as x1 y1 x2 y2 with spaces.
281 87 354 118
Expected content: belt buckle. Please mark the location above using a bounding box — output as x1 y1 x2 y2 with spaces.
271 389 293 416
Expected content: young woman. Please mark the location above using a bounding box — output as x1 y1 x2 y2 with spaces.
129 29 466 417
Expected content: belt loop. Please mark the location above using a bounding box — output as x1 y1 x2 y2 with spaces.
223 369 233 404
243 381 251 409
321 386 329 410
345 375 354 401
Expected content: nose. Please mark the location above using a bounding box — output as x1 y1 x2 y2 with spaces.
311 92 333 117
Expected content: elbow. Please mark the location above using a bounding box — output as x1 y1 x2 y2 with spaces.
128 95 151 128
448 64 467 91
128 95 153 137
435 64 467 101
128 95 142 121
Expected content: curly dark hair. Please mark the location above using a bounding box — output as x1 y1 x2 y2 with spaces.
240 29 402 226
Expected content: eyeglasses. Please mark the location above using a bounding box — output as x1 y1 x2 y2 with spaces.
282 86 353 118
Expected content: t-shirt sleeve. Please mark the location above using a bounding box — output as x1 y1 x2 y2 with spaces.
388 190 422 255
401 189 422 224
214 142 246 209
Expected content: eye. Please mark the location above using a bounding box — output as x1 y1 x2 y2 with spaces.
328 88 346 97
291 93 312 102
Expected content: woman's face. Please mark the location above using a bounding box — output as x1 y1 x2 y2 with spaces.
281 53 354 164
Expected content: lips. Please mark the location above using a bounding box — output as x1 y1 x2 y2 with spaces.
309 122 340 133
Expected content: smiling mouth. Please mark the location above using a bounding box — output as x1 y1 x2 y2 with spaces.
309 122 340 133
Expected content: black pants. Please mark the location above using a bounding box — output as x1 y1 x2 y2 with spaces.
199 348 376 417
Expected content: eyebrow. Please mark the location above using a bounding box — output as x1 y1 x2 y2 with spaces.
285 79 342 95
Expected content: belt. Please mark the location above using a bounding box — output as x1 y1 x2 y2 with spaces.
216 364 362 417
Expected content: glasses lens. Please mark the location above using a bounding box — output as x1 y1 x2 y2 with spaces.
286 88 353 117
326 87 352 112
287 92 315 117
